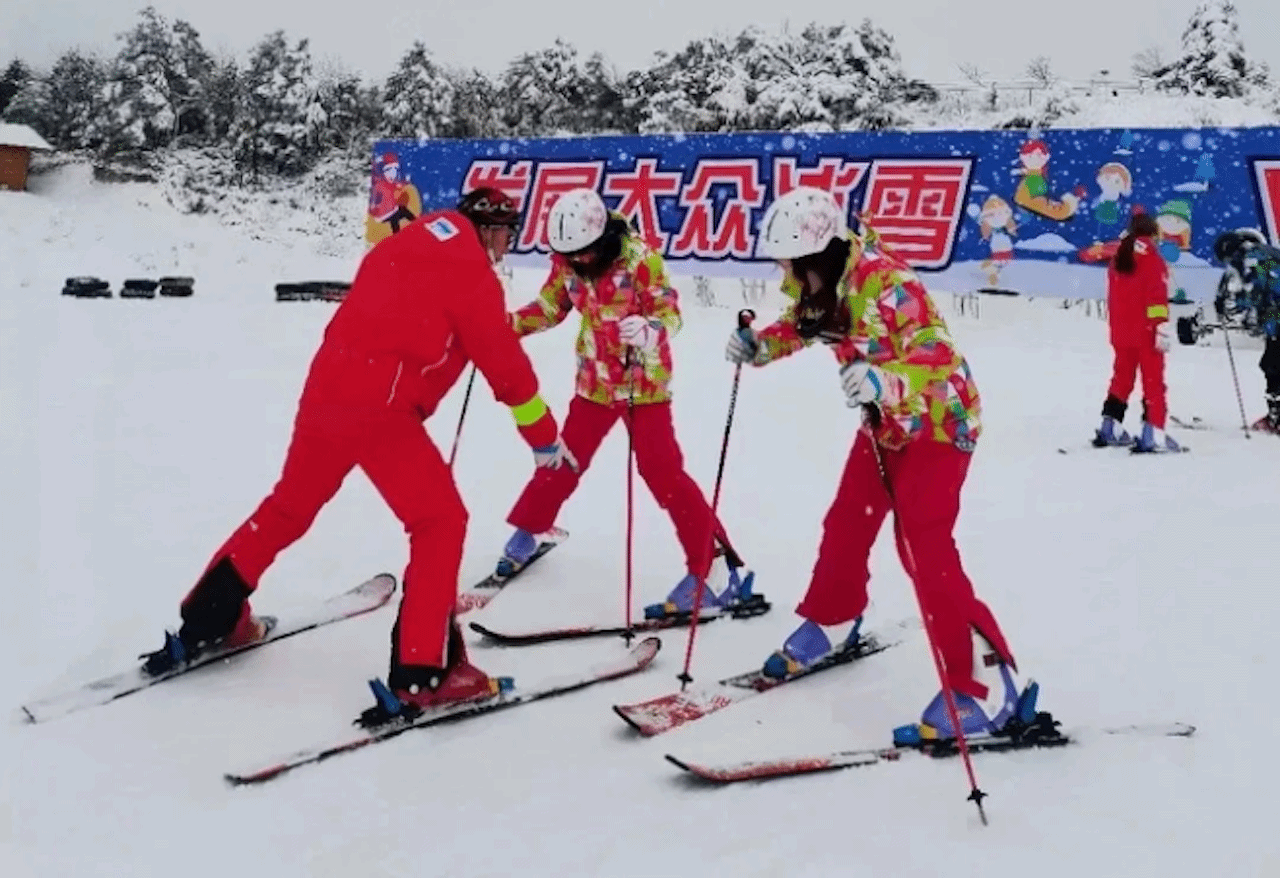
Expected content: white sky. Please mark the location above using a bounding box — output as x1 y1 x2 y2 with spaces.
4 0 1279 87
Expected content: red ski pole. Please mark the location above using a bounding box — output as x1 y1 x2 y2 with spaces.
864 406 989 825
448 366 477 468
622 347 638 645
677 308 755 688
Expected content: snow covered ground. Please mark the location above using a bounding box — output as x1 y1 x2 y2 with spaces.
4 161 1279 878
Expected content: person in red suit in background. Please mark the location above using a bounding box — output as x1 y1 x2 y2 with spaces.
367 152 418 232
141 188 577 715
1093 210 1183 452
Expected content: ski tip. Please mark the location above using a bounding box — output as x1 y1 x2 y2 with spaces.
349 573 398 602
631 635 662 663
468 621 493 637
664 753 693 772
611 704 657 736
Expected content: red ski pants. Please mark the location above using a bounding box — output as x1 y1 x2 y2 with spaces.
200 404 465 669
507 395 729 580
796 431 1014 699
1107 345 1167 429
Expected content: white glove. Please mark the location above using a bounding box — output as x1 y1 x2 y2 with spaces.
725 327 760 364
839 360 885 407
1155 322 1171 353
533 437 579 472
619 315 661 351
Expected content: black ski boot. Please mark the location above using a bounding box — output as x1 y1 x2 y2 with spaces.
139 556 257 675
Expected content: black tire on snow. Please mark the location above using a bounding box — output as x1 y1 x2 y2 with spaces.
63 276 111 297
1176 316 1197 346
275 283 306 301
121 278 158 299
158 276 194 297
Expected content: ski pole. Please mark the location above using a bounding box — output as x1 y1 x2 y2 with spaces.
1220 322 1252 439
448 366 478 467
623 346 638 645
678 308 755 688
864 404 990 825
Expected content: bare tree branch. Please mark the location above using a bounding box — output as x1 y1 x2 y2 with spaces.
956 62 988 86
1131 45 1166 79
1025 56 1055 87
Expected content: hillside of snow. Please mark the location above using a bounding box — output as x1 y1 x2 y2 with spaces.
3 155 1280 878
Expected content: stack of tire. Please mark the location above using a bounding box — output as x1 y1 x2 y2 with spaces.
157 276 195 297
120 279 158 298
275 281 352 302
62 276 195 298
62 276 112 298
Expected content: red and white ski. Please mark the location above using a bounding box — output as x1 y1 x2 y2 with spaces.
613 625 905 736
19 574 397 723
455 528 568 615
468 593 771 646
665 721 1196 784
225 635 661 786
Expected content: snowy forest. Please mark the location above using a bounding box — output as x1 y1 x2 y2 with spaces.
0 0 1276 184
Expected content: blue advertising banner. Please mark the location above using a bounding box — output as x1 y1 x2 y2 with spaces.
366 126 1280 301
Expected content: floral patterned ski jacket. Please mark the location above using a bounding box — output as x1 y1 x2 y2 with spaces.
511 217 682 406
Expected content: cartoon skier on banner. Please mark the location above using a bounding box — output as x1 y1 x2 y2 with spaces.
975 195 1018 288
1090 161 1133 241
1013 139 1080 222
1155 199 1194 302
366 152 422 245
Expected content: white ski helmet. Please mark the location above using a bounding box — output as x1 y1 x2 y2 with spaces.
545 188 609 253
757 186 848 259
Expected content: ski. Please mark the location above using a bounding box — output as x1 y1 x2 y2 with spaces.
1169 414 1211 431
613 623 906 737
455 528 568 615
468 593 772 646
19 574 397 724
1057 438 1131 454
224 635 662 786
1057 440 1190 454
665 720 1196 784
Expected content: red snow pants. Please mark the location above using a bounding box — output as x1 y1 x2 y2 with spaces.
795 430 1014 700
507 395 729 580
198 401 465 670
1107 344 1167 429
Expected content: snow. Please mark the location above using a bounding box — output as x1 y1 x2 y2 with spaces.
0 122 53 150
5 156 1280 878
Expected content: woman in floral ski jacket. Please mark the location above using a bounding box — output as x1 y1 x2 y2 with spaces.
727 186 1034 747
495 188 750 617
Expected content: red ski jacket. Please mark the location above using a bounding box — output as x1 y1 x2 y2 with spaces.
298 209 557 449
1106 237 1171 348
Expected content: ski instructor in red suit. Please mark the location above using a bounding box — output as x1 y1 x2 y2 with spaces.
140 188 578 711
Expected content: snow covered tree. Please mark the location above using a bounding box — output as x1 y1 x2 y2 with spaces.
232 31 328 177
441 67 502 138
201 55 241 143
496 39 595 135
380 42 457 139
4 50 107 148
1154 0 1271 98
628 19 913 134
310 55 379 152
628 37 742 133
95 6 216 150
0 59 32 117
579 52 634 134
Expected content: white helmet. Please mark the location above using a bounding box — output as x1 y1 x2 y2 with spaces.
545 188 609 253
757 186 848 259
